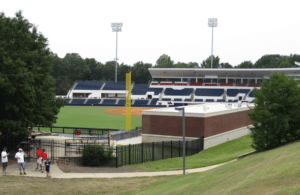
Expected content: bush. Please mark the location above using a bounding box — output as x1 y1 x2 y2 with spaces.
81 144 114 166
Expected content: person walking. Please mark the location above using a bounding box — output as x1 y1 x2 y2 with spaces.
41 149 47 173
1 147 9 174
44 158 51 178
15 148 26 175
36 147 43 171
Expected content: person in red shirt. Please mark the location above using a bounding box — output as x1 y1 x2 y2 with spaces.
42 149 47 173
36 147 43 171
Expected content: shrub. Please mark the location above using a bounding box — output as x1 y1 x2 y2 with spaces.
81 144 114 166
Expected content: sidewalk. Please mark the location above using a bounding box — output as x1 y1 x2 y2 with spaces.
1 159 237 179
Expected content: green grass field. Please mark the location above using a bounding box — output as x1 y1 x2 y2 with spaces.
33 106 142 131
1 139 300 194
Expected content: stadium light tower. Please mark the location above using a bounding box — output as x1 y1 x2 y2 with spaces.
111 23 122 83
208 18 218 69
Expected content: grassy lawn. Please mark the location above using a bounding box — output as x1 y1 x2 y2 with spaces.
1 139 300 194
123 134 254 172
32 106 142 132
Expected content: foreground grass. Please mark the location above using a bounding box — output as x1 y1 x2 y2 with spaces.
125 134 254 172
1 139 300 194
33 106 142 130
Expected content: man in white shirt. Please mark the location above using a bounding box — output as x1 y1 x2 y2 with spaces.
1 147 9 174
15 148 26 175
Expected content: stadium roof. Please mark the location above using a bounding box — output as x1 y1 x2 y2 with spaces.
148 68 300 79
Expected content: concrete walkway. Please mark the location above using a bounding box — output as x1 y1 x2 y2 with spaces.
1 159 237 179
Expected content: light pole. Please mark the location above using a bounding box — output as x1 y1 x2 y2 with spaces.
111 23 122 83
208 18 218 69
175 107 185 175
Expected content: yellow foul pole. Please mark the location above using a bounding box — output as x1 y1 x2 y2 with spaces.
125 72 131 131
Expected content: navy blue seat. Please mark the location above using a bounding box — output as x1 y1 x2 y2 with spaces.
86 99 101 104
102 82 126 90
195 99 203 102
185 99 192 102
206 99 214 102
249 91 255 97
131 84 163 95
134 100 149 105
233 100 238 102
227 89 250 97
162 98 171 101
195 89 224 96
164 88 193 96
173 103 184 107
117 99 126 106
173 98 182 101
74 81 104 90
150 98 159 105
217 99 225 102
70 99 85 104
102 99 116 104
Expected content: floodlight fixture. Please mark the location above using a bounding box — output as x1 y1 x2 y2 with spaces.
111 23 123 82
208 18 218 69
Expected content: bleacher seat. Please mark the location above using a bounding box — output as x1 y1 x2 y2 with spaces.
117 99 126 106
70 99 85 104
205 83 218 86
174 82 188 86
248 83 260 87
173 98 182 101
132 85 163 95
162 98 171 101
102 99 116 105
217 99 225 102
173 103 184 107
134 100 149 105
74 81 104 90
164 88 193 96
220 82 233 86
206 99 214 102
184 99 192 102
150 98 159 105
233 100 238 102
194 99 203 102
195 89 224 96
236 82 247 87
102 82 126 90
160 82 172 85
150 82 158 85
227 89 250 97
190 82 203 86
249 91 254 97
86 99 101 104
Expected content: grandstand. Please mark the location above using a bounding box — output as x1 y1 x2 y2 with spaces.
57 67 300 107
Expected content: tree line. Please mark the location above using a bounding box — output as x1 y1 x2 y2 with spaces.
52 53 300 95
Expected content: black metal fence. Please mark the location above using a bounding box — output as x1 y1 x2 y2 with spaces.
16 137 204 168
116 138 204 166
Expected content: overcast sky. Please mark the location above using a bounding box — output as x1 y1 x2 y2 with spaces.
2 0 300 67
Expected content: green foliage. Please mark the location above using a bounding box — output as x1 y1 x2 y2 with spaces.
220 62 233 68
131 61 152 84
81 144 114 166
0 11 66 137
235 61 253 68
155 54 174 68
248 72 300 151
200 55 220 68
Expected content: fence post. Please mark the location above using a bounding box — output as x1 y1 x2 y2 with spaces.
51 139 54 164
179 140 180 157
65 140 66 157
27 138 29 162
186 140 188 156
141 142 143 164
129 144 131 165
171 141 173 158
50 127 52 133
38 126 40 132
152 142 154 161
116 146 118 168
162 141 164 160
63 128 65 133
83 143 85 167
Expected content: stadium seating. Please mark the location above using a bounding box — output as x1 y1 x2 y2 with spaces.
132 84 163 95
204 83 218 86
194 99 203 102
102 82 126 90
173 98 182 101
174 82 188 86
190 82 203 86
248 82 260 87
70 99 85 104
160 82 172 85
162 98 171 101
249 91 254 97
74 81 104 90
220 82 233 86
150 98 159 105
217 99 225 102
86 99 101 104
117 99 126 106
173 103 184 107
184 99 192 102
195 89 224 96
206 99 214 102
164 88 193 96
236 82 247 87
150 82 158 85
227 89 250 97
134 100 149 105
102 99 116 105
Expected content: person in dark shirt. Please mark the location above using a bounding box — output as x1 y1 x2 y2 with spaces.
44 158 51 178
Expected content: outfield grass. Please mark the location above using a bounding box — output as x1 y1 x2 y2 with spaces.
125 134 254 172
33 106 142 131
1 139 300 194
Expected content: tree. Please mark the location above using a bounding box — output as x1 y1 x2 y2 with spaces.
220 62 233 68
235 61 253 68
248 72 300 151
117 63 131 82
200 55 220 68
155 54 174 68
131 61 152 84
0 11 66 137
63 53 91 81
